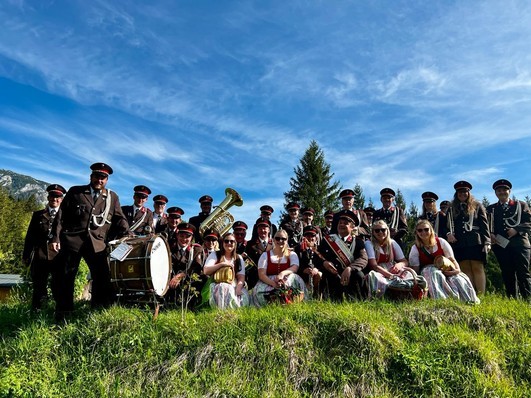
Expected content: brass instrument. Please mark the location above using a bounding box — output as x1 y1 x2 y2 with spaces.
241 252 257 270
199 188 243 237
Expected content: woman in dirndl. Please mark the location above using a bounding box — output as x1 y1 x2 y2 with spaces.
251 229 308 307
364 220 409 298
203 232 250 309
409 219 479 303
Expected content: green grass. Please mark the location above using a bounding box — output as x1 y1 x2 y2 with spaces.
1 296 530 397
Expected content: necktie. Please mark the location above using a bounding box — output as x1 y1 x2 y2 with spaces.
93 190 100 202
50 209 56 217
502 203 508 210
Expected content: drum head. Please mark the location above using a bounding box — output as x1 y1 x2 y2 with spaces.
149 236 171 296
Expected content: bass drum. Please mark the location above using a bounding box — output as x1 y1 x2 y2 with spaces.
109 235 171 297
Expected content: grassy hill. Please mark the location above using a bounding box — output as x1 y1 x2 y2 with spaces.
1 295 530 397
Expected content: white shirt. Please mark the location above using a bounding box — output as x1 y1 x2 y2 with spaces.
204 251 245 276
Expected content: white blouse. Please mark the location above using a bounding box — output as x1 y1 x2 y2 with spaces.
203 251 245 276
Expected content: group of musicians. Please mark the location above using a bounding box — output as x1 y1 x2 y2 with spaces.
23 162 531 318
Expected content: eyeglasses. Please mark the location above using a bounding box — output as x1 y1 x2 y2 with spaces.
373 228 387 233
274 237 287 242
224 240 236 244
417 228 430 233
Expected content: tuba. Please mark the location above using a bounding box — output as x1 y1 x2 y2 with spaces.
199 188 243 237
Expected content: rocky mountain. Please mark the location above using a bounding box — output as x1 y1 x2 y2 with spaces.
0 169 49 204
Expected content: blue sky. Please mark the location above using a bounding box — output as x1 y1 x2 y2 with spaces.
2 0 531 229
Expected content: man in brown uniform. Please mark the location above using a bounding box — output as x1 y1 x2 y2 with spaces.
51 163 129 318
122 185 154 235
23 184 66 310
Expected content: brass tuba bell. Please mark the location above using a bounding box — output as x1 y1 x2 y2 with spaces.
199 188 243 237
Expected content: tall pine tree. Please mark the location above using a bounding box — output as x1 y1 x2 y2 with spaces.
353 183 365 210
284 140 342 225
395 189 407 211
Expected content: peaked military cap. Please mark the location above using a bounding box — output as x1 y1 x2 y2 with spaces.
259 205 273 215
338 210 358 225
454 181 472 191
177 222 196 234
339 189 354 199
324 209 335 218
134 185 151 198
421 191 439 201
46 184 67 197
167 207 184 217
203 228 220 240
380 188 396 197
153 194 168 204
255 217 271 228
492 179 512 190
286 202 300 210
363 206 375 214
90 162 113 176
233 221 248 230
303 225 318 236
199 195 213 203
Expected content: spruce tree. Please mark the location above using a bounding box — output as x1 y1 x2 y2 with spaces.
352 183 365 210
395 189 407 211
284 140 342 226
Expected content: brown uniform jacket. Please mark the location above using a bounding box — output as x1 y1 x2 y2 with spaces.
52 184 129 253
23 208 61 262
122 205 154 234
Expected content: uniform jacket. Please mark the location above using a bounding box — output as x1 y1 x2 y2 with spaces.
53 184 129 253
171 244 203 276
189 213 209 242
318 234 368 272
122 205 154 234
419 211 448 238
244 238 273 266
373 207 407 242
23 208 61 262
280 216 304 248
487 200 531 248
448 202 490 247
295 244 325 276
154 213 168 234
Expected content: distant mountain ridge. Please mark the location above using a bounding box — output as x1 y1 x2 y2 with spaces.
0 169 49 203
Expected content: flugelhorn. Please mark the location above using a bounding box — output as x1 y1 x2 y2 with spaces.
199 188 243 237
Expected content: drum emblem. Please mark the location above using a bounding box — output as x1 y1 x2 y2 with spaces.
128 264 135 274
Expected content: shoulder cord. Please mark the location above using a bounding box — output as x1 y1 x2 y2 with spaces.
390 208 399 230
129 211 148 232
504 203 522 228
91 189 113 228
